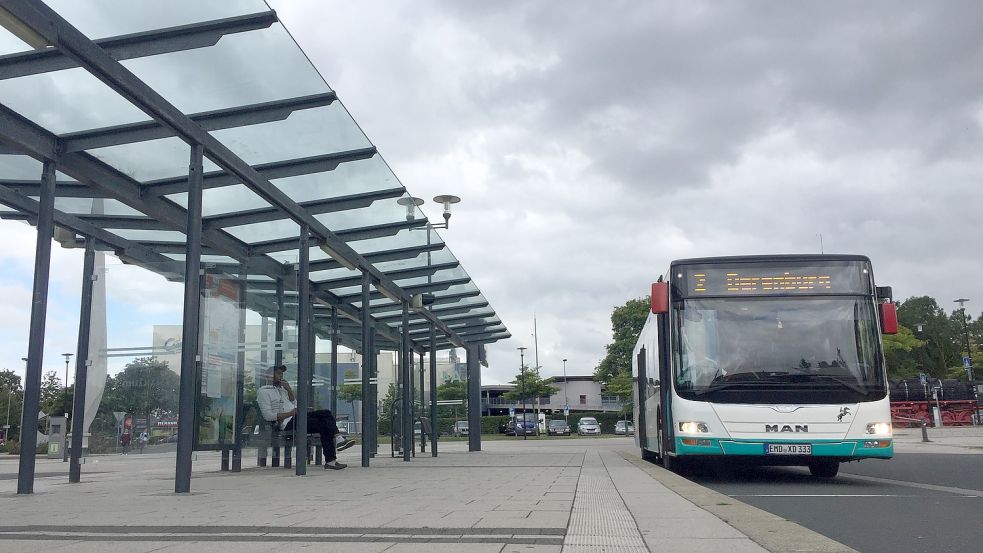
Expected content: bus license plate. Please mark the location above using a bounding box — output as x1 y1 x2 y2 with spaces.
765 443 812 455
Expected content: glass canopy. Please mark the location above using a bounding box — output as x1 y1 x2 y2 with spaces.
0 0 509 350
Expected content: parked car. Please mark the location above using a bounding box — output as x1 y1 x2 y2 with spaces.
452 420 469 437
547 420 570 436
503 420 517 436
614 420 635 436
577 417 601 436
514 419 538 436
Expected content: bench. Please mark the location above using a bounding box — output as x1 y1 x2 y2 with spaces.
257 419 323 469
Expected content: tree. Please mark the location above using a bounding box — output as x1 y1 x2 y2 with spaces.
896 296 962 376
603 371 634 415
102 357 180 419
378 382 399 428
503 367 559 404
336 369 362 424
436 378 467 419
39 371 65 417
0 369 24 442
594 297 650 382
882 325 925 378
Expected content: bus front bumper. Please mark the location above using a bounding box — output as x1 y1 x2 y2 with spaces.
674 437 893 459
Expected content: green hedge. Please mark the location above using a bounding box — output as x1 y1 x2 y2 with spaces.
374 412 630 436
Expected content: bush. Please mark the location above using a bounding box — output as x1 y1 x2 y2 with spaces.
1 440 19 454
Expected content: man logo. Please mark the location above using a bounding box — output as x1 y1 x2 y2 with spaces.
765 424 809 433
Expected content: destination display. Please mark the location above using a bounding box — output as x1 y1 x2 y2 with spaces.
678 261 869 297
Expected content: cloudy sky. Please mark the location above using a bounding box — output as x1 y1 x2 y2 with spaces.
2 1 983 386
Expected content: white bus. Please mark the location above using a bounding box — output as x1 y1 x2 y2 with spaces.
633 255 897 477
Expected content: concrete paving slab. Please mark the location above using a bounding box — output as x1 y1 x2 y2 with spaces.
0 437 859 552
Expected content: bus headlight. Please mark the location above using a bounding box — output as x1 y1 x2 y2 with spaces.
678 421 710 434
866 422 892 436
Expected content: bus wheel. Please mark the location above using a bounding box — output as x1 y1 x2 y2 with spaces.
808 460 839 478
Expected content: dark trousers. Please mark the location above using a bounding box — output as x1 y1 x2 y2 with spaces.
284 409 340 463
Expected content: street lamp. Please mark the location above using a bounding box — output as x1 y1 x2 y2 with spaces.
62 353 73 411
517 347 527 440
954 299 973 379
562 358 569 422
398 194 462 453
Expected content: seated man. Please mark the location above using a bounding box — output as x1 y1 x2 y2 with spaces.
257 365 354 470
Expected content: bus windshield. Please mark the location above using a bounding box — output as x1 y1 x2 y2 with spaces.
673 296 886 403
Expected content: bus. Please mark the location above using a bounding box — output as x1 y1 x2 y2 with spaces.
633 255 897 478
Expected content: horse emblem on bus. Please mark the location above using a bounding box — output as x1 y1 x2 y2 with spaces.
837 407 851 421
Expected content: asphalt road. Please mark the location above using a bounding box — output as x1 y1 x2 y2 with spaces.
686 453 983 553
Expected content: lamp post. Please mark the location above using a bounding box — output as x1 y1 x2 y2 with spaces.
518 347 527 440
954 299 973 379
61 353 73 413
562 358 569 422
398 194 462 452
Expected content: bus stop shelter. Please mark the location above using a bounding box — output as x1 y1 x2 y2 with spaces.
0 0 509 494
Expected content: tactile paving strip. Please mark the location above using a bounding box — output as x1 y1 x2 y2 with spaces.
563 449 650 552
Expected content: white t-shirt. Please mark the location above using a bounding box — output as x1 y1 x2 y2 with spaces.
256 384 296 430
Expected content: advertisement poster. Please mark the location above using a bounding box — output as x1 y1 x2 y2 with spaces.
197 274 241 446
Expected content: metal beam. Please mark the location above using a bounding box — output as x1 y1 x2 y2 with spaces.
143 147 378 196
335 277 472 303
17 159 54 494
249 220 425 255
0 0 474 349
62 92 336 152
310 242 445 273
68 237 95 483
410 321 503 336
0 11 278 80
203 187 403 231
174 144 203 494
376 301 488 323
0 184 184 276
0 178 105 198
315 261 460 292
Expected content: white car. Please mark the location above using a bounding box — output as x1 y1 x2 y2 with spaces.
577 417 601 436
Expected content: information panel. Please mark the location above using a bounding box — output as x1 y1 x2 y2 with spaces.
678 261 869 297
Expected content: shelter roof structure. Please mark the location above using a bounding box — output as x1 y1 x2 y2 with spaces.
0 0 510 352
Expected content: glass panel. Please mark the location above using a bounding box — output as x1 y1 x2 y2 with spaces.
224 218 299 244
0 67 148 133
273 156 402 204
169 184 272 218
46 0 267 39
0 154 42 178
211 105 370 166
122 24 330 115
53 198 144 216
87 137 189 182
315 200 414 233
196 272 244 447
109 229 187 242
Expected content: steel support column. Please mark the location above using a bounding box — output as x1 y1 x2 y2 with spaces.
401 303 412 461
68 237 96 483
429 323 438 457
330 308 338 416
275 279 285 366
369 329 378 456
360 272 371 468
467 343 481 452
295 226 311 475
231 264 247 472
17 160 55 494
419 351 425 453
175 144 204 494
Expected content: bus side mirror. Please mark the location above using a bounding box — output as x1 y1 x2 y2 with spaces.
651 282 669 314
880 302 898 335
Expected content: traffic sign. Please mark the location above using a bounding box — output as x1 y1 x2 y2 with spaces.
964 356 973 369
509 407 515 417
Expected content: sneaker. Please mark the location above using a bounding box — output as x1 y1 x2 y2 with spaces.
336 438 356 452
324 461 347 470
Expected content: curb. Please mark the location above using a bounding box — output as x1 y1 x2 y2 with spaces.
619 450 859 553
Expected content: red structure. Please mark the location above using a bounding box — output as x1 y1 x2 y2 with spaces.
890 400 978 427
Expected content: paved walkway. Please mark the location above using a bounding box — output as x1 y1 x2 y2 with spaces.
0 437 849 552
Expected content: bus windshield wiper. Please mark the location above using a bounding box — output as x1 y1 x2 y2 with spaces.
800 374 867 394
